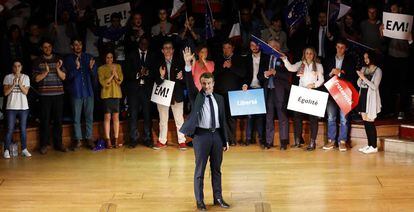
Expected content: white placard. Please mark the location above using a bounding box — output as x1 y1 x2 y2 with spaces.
383 12 413 40
150 80 175 107
97 3 131 27
287 85 329 117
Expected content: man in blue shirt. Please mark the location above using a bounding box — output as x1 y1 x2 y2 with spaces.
64 38 97 150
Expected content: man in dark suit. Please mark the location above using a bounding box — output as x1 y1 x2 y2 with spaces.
153 40 188 150
241 40 269 146
180 72 230 211
258 39 291 150
307 11 337 62
125 36 155 148
322 39 356 152
214 40 246 146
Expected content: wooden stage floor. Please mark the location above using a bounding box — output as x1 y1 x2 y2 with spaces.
1 144 414 211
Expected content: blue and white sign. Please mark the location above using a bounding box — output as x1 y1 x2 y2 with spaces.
228 89 266 116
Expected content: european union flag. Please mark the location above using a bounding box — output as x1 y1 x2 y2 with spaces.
284 0 308 31
251 34 281 58
205 0 215 39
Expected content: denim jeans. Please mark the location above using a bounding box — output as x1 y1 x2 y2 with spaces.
4 110 29 150
72 97 94 140
326 99 349 142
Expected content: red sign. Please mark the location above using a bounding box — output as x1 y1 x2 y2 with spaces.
324 76 359 115
191 0 222 13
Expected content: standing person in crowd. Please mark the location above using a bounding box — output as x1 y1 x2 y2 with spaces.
381 2 413 120
282 47 324 151
356 51 382 154
258 39 291 150
97 13 127 64
360 5 384 52
125 36 155 149
151 8 172 37
260 16 289 53
3 60 31 159
338 13 361 42
98 51 124 149
183 45 215 106
322 39 356 152
49 10 78 56
214 40 246 146
64 38 97 151
153 41 187 151
241 40 267 147
179 15 202 52
308 11 336 62
124 12 146 54
179 72 230 211
33 39 68 154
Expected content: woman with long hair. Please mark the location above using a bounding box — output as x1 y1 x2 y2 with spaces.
281 47 324 151
356 52 382 154
98 52 124 149
3 60 31 158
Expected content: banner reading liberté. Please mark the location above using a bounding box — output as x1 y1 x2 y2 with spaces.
228 89 266 116
151 80 175 107
97 2 131 27
287 85 329 117
383 12 413 40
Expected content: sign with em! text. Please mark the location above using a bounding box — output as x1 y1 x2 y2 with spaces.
228 89 266 116
287 85 329 117
383 12 413 40
151 80 175 107
97 3 131 27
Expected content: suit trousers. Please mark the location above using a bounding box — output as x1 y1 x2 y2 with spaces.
157 102 186 144
266 90 289 145
193 128 223 202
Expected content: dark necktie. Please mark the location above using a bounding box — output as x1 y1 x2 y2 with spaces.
268 55 275 89
321 27 326 58
207 95 216 130
141 52 146 66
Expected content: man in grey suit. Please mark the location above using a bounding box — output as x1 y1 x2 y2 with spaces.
180 72 230 211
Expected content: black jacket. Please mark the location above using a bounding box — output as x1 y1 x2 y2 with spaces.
257 55 291 102
213 54 246 95
179 91 229 147
124 49 157 94
323 53 357 89
154 54 186 103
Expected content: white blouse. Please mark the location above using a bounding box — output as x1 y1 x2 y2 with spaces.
282 58 324 88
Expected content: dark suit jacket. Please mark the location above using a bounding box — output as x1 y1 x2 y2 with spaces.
154 54 186 103
124 49 156 94
308 24 338 59
323 53 357 90
257 56 291 102
243 52 269 88
213 54 246 95
179 91 229 147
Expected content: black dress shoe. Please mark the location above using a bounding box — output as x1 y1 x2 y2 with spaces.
264 144 271 150
214 199 230 208
86 139 95 150
128 141 138 149
196 201 207 211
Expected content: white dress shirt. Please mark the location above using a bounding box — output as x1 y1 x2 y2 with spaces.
197 93 220 129
282 58 324 88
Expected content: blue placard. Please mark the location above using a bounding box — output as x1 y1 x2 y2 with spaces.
228 89 266 116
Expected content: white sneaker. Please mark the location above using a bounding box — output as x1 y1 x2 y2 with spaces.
3 150 10 159
22 149 32 157
358 145 370 152
363 146 378 154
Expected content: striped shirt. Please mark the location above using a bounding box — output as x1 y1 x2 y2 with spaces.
32 55 65 96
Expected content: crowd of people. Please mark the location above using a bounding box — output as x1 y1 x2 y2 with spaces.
0 0 413 159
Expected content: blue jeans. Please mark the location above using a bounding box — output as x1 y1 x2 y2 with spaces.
4 110 29 150
327 99 349 142
72 97 94 140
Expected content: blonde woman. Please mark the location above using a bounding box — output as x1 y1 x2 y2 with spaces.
98 51 124 149
281 47 324 151
356 51 382 154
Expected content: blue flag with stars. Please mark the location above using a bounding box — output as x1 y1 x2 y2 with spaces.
284 0 308 32
251 34 282 58
205 0 215 39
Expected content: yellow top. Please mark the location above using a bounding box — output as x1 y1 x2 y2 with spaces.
98 64 123 99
